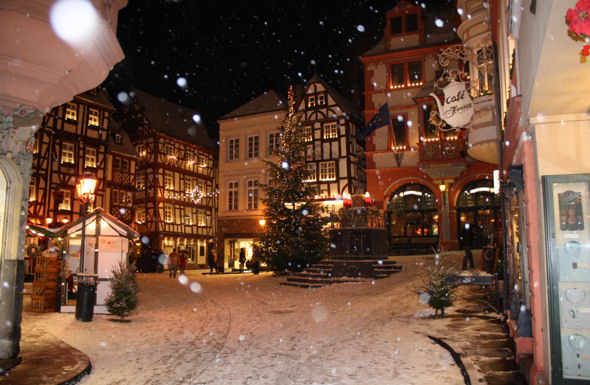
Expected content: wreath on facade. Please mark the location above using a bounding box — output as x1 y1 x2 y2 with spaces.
26 244 41 257
567 0 590 57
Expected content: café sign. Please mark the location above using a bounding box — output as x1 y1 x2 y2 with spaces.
430 80 473 128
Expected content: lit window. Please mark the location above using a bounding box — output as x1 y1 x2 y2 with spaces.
65 103 77 121
323 122 338 139
136 173 146 190
33 134 40 154
136 207 146 224
319 161 336 181
247 180 259 210
85 147 97 168
29 178 36 202
303 126 313 142
198 154 207 167
197 209 205 226
164 204 173 223
184 177 193 193
186 151 194 164
228 138 240 161
165 145 175 158
268 132 280 154
58 190 71 211
61 142 74 164
112 189 120 205
247 135 259 158
306 163 317 182
88 109 99 126
137 144 146 156
318 94 326 105
114 133 122 144
165 171 173 190
228 181 238 211
307 95 316 108
390 60 423 89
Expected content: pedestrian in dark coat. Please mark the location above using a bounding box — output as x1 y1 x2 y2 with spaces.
207 246 217 274
460 223 475 270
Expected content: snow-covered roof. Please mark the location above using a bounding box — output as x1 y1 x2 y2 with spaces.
55 208 139 239
219 90 286 120
130 89 215 151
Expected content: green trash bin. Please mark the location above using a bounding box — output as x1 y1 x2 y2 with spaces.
75 273 97 322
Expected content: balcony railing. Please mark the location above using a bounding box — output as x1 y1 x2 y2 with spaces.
418 136 465 163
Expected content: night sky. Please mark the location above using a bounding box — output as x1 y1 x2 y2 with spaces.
104 1 447 138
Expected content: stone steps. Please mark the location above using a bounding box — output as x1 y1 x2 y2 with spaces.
279 257 402 288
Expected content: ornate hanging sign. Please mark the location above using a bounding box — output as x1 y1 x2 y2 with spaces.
430 80 473 128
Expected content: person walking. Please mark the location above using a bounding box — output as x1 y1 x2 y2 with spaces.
251 244 261 275
169 248 180 278
179 251 187 275
460 223 475 270
207 245 217 274
239 247 246 273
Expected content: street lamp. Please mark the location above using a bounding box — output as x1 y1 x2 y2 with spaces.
76 172 97 273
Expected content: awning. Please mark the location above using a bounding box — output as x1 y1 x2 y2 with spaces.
26 223 59 238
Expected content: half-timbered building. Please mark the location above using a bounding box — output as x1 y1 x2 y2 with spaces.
217 90 286 271
105 124 137 226
296 74 365 212
119 90 217 267
360 1 499 254
28 88 112 228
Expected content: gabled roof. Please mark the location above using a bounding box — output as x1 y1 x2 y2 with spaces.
300 73 361 120
219 90 286 120
109 119 137 157
130 89 215 151
55 208 139 239
74 88 115 110
361 1 459 58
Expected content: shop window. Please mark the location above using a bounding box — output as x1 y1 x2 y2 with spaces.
457 180 500 248
387 184 438 239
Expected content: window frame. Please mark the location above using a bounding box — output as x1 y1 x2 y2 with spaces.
136 173 146 190
228 137 240 161
61 142 75 164
137 144 146 157
88 108 100 127
319 161 336 181
306 163 317 182
268 131 280 154
164 203 173 223
65 103 77 121
84 147 97 168
247 179 259 210
228 181 239 211
164 171 174 190
307 95 316 108
323 122 339 139
58 190 71 211
389 60 424 89
136 207 146 224
390 12 420 36
303 126 313 142
247 135 259 158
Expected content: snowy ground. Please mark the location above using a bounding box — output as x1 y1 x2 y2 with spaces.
23 253 484 385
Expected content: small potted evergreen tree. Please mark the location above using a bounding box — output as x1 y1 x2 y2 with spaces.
420 252 459 317
105 260 139 321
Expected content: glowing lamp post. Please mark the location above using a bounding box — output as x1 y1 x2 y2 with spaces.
76 172 97 273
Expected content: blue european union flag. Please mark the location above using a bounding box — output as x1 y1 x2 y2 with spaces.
358 103 390 138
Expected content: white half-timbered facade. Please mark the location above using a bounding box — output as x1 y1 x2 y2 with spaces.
296 74 365 212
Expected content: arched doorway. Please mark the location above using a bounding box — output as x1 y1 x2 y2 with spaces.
456 180 500 248
387 183 439 254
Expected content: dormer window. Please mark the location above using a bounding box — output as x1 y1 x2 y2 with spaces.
390 12 419 35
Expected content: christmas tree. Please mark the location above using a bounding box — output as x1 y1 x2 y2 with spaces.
105 260 139 321
420 252 458 317
261 86 329 274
